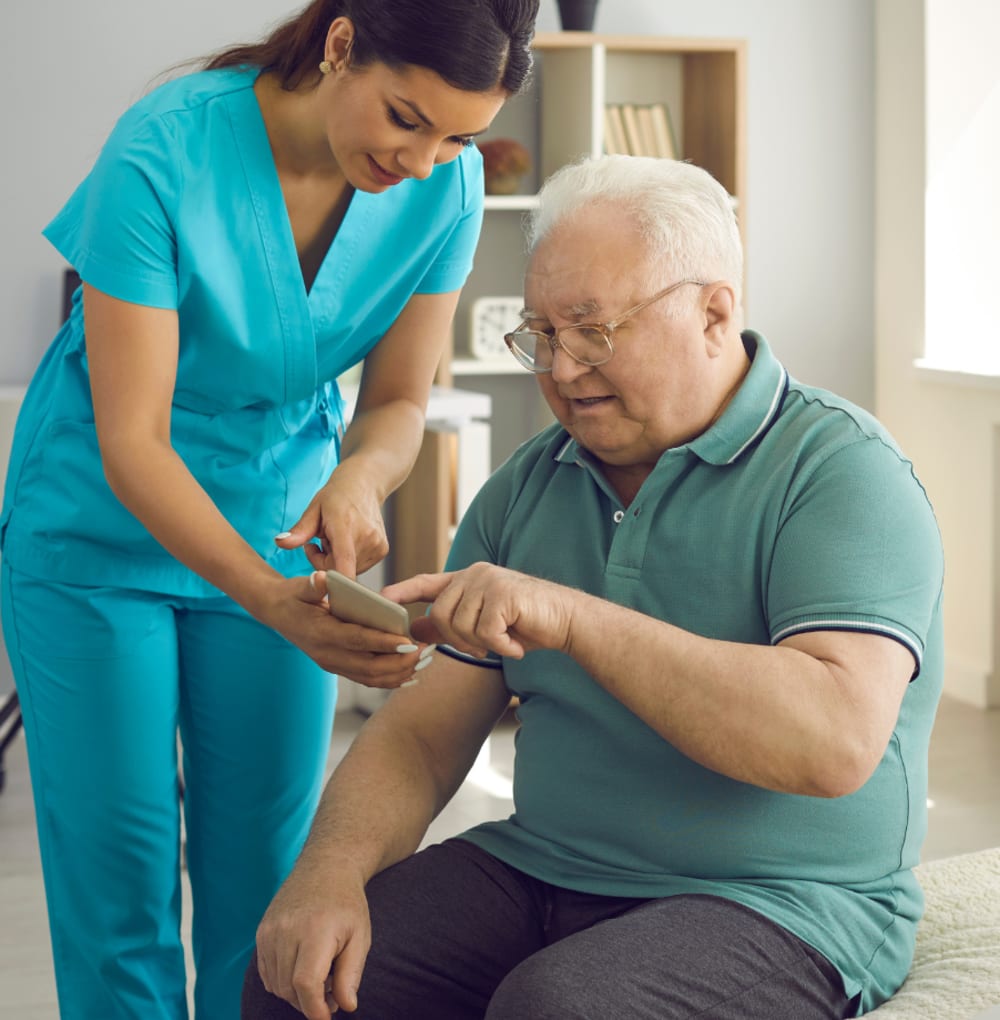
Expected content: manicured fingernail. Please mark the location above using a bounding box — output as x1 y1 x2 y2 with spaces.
418 643 437 660
275 531 292 540
395 643 419 654
414 655 434 672
401 677 420 687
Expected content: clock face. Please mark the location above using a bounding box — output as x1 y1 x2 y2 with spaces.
469 296 524 361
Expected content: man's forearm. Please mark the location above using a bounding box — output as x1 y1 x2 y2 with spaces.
564 590 911 797
290 655 510 882
293 710 443 884
385 566 911 799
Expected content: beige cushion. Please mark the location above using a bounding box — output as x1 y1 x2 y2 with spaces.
861 847 1000 1017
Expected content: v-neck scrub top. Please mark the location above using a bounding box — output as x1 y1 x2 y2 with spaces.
447 333 944 1014
0 68 485 595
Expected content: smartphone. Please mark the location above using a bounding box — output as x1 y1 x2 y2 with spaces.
325 571 411 637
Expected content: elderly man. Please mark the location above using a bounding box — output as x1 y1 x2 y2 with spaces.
242 156 943 1020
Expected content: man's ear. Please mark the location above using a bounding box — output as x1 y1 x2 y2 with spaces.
702 282 737 355
324 17 356 70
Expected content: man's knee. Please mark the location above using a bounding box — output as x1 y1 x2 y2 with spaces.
486 953 587 1020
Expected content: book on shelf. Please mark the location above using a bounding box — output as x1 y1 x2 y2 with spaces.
648 102 678 160
618 103 646 157
602 102 679 160
602 104 629 155
636 106 660 159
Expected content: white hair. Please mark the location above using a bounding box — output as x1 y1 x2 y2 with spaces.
527 155 743 308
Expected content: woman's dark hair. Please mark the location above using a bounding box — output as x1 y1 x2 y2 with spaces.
204 0 539 94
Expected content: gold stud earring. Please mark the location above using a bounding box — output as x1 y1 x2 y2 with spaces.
319 59 333 75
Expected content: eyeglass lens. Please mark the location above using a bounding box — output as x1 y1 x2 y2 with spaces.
511 326 612 370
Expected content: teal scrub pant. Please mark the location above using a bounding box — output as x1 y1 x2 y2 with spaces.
1 564 337 1020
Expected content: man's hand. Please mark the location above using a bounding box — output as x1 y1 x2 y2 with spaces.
255 862 371 1018
383 562 576 660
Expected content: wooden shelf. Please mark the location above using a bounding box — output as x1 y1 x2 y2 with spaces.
450 358 525 377
484 194 540 212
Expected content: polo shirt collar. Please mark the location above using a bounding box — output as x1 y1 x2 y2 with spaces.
553 330 788 469
687 330 788 465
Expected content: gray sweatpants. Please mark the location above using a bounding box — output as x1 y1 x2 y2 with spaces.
242 838 852 1019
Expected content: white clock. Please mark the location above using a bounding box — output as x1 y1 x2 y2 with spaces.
469 295 523 361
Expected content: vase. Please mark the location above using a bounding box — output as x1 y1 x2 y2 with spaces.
556 0 598 31
485 173 524 196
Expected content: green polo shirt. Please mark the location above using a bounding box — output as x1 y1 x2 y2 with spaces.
447 332 944 1015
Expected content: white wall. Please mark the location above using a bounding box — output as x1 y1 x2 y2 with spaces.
923 0 1000 374
876 0 1000 709
3 0 286 382
2 0 876 408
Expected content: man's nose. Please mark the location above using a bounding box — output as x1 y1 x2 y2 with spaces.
550 344 593 382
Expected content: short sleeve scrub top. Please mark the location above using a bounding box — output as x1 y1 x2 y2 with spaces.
0 67 485 595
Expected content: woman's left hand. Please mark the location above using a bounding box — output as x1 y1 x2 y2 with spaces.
274 468 388 579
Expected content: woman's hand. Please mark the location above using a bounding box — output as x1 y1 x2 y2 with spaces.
262 572 429 688
274 464 389 580
275 291 466 581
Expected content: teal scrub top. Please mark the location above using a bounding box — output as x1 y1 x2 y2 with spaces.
447 333 944 1015
1 68 485 595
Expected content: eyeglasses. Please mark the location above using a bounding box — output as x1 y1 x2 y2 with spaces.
503 279 707 374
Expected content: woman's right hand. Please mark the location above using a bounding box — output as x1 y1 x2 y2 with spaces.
263 571 428 688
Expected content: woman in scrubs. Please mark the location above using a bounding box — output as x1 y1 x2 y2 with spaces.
0 0 538 1016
